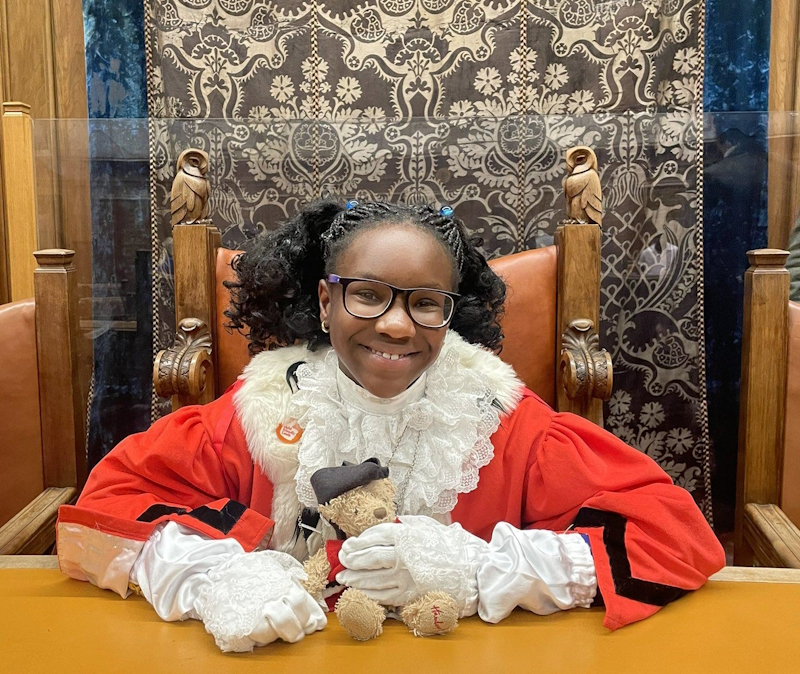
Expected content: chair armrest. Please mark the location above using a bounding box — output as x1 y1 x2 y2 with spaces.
153 317 214 406
744 503 800 568
560 318 613 402
0 487 77 555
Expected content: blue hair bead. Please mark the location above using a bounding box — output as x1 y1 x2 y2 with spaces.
439 205 453 217
345 199 359 211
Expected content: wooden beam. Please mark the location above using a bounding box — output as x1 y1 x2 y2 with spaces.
555 222 604 425
0 555 59 569
768 0 800 249
710 566 800 583
0 487 76 555
0 99 9 303
735 249 790 564
171 223 220 408
744 503 800 569
49 0 93 412
33 249 84 489
1 103 38 300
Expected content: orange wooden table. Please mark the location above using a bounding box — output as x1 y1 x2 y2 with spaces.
2 560 800 674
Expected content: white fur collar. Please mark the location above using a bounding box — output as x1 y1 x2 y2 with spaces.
233 332 524 555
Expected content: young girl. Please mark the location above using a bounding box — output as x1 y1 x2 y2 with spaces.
57 200 725 652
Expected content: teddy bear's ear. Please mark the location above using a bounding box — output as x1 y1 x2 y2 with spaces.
318 502 336 522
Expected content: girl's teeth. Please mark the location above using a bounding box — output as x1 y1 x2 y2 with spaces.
370 348 404 360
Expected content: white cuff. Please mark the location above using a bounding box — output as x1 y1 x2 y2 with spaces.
130 521 245 622
476 523 597 623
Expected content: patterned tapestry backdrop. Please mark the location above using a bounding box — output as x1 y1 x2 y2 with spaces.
143 0 712 520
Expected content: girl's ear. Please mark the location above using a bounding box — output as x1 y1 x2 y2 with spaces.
318 279 331 325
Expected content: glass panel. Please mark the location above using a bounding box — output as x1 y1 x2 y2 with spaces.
26 112 796 520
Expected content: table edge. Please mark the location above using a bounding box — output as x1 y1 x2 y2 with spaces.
1 557 799 583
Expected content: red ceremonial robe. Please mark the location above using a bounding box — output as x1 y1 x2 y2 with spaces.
57 378 724 631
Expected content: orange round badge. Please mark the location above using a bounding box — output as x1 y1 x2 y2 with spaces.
276 422 303 444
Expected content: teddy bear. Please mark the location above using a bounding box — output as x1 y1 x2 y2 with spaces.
301 458 459 641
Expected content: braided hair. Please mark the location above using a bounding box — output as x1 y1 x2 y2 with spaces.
225 199 506 354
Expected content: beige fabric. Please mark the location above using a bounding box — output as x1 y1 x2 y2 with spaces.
782 301 800 525
0 299 44 527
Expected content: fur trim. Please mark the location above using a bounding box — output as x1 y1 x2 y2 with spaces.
233 333 525 556
234 344 326 558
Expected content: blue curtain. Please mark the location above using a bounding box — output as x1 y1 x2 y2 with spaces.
703 0 771 531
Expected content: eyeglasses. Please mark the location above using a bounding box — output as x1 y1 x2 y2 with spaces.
326 274 460 329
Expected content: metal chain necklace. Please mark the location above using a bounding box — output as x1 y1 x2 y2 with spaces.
391 428 422 513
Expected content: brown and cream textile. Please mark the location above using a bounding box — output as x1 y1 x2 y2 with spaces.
144 0 711 519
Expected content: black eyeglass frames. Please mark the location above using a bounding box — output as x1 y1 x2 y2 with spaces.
326 274 460 329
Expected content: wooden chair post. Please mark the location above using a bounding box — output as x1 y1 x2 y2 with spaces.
153 149 220 410
735 249 790 565
33 249 84 489
555 146 612 426
1 103 38 301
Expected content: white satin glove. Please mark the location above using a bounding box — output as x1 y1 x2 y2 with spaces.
193 550 327 652
336 516 597 623
337 515 487 616
130 522 326 653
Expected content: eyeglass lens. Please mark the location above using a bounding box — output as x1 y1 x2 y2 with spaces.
343 280 454 327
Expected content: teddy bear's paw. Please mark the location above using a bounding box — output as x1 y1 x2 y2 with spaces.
401 591 459 637
335 588 386 641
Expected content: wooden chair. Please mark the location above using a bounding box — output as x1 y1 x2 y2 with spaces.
153 147 613 426
735 249 800 567
0 250 85 554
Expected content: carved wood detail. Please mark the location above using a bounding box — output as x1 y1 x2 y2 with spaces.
153 318 214 401
170 148 211 228
560 318 613 402
562 146 603 226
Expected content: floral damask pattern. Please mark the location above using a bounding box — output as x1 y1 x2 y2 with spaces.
144 0 711 519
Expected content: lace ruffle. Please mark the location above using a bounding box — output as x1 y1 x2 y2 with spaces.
396 516 487 617
289 332 503 516
194 551 307 652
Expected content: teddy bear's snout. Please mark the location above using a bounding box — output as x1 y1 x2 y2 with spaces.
373 507 387 519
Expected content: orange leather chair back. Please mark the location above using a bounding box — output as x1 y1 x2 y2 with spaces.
0 300 44 527
214 246 558 406
782 301 800 526
215 249 251 393
488 248 557 405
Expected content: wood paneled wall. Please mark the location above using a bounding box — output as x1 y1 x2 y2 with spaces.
0 0 92 404
0 0 91 288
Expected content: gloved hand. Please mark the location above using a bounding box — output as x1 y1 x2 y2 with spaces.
336 515 488 617
194 550 327 652
336 516 597 623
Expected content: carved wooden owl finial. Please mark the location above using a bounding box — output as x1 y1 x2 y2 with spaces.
170 148 210 227
563 146 602 226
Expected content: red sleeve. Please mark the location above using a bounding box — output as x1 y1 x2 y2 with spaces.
58 387 274 552
523 410 725 631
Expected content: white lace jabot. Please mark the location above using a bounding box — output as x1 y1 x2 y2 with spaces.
289 334 504 517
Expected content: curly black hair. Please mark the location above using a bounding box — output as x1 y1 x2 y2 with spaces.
225 199 506 354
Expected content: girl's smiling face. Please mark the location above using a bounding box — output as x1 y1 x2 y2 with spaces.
318 223 458 398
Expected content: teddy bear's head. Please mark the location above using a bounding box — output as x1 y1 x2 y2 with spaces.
311 458 396 538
